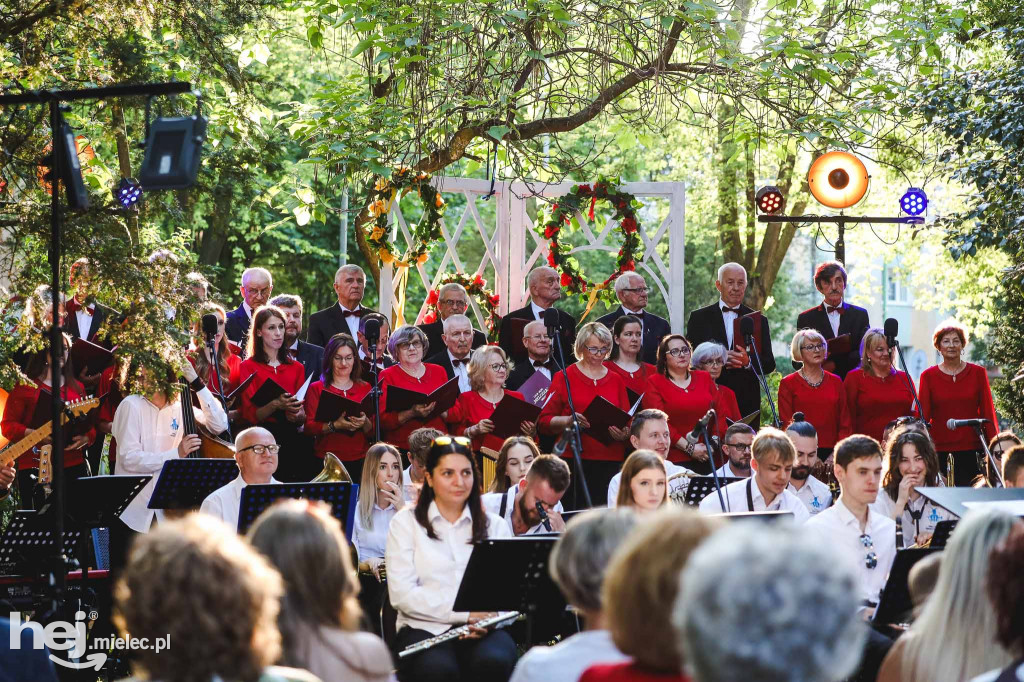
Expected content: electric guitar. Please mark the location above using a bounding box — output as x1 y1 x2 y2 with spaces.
0 396 100 470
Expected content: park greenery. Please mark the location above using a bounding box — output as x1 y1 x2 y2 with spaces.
0 0 1020 424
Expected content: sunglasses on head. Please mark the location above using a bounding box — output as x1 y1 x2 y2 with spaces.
433 435 471 448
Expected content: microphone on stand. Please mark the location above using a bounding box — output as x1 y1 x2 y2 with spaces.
364 316 383 444
946 418 990 430
201 313 231 438
688 409 716 441
884 318 899 349
542 308 560 338
364 317 381 346
201 313 219 341
553 425 573 457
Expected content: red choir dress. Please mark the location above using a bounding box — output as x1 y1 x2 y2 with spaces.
239 358 308 481
843 368 918 443
711 383 742 440
378 363 449 450
188 351 242 396
778 371 852 449
918 363 998 452
446 389 529 453
603 360 656 400
304 379 372 484
641 370 717 464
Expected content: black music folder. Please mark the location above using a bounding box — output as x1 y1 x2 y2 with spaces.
490 394 543 440
250 377 288 407
385 376 460 421
70 337 115 375
313 389 374 422
581 396 632 445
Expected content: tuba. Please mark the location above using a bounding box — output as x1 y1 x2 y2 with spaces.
312 452 352 483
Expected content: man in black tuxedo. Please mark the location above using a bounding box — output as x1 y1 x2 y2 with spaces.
506 320 556 392
686 262 776 426
307 264 368 348
424 314 474 393
499 266 577 367
795 261 870 380
225 266 273 346
597 271 672 364
357 312 394 377
270 294 324 380
418 282 486 354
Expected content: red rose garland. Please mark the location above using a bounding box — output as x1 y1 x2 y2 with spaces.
421 272 501 342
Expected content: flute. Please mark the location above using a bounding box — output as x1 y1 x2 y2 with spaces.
398 611 521 658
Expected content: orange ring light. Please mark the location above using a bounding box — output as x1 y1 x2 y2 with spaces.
807 151 869 209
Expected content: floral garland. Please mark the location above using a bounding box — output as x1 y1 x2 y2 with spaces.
365 167 447 266
537 177 642 308
422 272 501 342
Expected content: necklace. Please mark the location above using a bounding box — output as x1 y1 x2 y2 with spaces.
939 361 967 383
799 370 824 388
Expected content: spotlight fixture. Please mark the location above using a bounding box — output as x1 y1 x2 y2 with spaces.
138 94 208 191
808 151 869 209
37 125 92 210
899 187 928 216
755 186 785 215
115 177 142 209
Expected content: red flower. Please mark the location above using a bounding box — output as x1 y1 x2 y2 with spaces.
560 272 573 287
577 184 592 194
552 203 559 211
544 224 559 239
623 260 636 271
621 217 637 234
426 289 439 305
489 294 500 306
473 274 486 287
618 200 627 210
547 251 557 266
423 311 437 324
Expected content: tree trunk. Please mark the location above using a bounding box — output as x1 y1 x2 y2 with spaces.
110 102 138 245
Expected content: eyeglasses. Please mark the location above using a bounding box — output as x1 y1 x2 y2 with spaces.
332 354 355 363
489 363 508 372
237 444 281 455
622 286 649 294
433 436 471 447
244 287 271 297
665 347 691 357
584 345 611 356
525 334 549 342
400 340 424 350
724 442 751 452
700 359 724 367
801 343 826 352
859 533 878 569
439 299 468 309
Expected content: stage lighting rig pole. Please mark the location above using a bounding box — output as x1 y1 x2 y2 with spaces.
756 214 925 264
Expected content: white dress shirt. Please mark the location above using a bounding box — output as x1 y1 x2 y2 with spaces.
448 350 472 393
386 502 511 635
788 475 833 515
113 387 229 533
75 306 94 340
698 477 810 523
720 300 739 349
871 491 958 548
620 305 644 332
714 461 751 479
825 301 841 336
510 629 629 682
352 501 399 561
200 473 280 532
242 300 254 323
530 302 548 321
481 488 564 535
339 302 364 339
607 461 692 507
806 498 897 605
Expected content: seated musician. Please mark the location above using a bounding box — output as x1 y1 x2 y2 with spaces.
0 463 13 503
199 426 280 531
607 409 693 505
0 336 94 509
303 333 372 483
405 427 443 503
697 427 810 522
386 436 517 682
488 436 539 494
378 325 448 452
481 454 569 535
785 416 833 516
189 303 242 410
1003 445 1024 488
713 423 754 479
614 451 668 514
111 358 228 572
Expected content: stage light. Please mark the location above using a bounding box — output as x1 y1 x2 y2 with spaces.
37 126 92 210
899 187 928 216
808 151 869 209
138 113 208 190
115 177 142 209
755 186 785 215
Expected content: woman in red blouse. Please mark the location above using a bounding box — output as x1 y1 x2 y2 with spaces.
446 345 535 456
843 328 918 444
690 342 742 442
778 329 851 460
239 305 308 481
378 325 448 451
189 303 241 421
641 335 717 471
604 315 655 399
539 322 630 508
0 337 94 508
303 333 373 483
919 319 999 486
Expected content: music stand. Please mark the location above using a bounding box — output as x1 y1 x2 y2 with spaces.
684 476 743 508
147 459 240 511
915 486 1024 518
929 520 958 549
0 510 82 577
67 475 150 529
872 547 941 628
236 482 358 539
452 537 565 645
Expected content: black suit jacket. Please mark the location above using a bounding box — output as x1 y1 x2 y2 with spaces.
506 357 549 392
307 304 364 348
498 304 577 366
65 301 113 344
795 302 870 380
225 303 250 345
360 353 394 381
418 320 486 358
685 303 776 425
597 306 672 365
291 340 325 380
425 350 471 383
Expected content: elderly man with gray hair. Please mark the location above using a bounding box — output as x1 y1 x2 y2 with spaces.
307 264 368 347
425 313 475 392
510 508 637 682
673 522 866 682
419 281 487 354
597 271 671 364
499 265 577 365
226 266 273 344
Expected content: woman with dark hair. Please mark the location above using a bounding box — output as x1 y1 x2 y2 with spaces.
844 328 918 443
873 427 957 548
641 334 717 471
779 329 851 461
189 302 242 397
379 325 448 451
919 319 1000 487
386 436 517 682
489 436 540 494
304 333 372 482
247 499 392 682
239 304 308 481
604 315 655 398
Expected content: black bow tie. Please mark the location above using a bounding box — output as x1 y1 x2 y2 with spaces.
452 358 467 367
826 304 845 315
722 306 742 314
534 359 554 370
341 307 365 319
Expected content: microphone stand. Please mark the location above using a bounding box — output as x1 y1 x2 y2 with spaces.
890 338 924 418
744 332 780 428
206 334 232 439
697 413 727 511
548 324 592 509
368 340 383 444
971 424 1003 487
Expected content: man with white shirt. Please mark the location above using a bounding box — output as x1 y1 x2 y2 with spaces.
795 261 870 379
199 426 280 531
225 266 273 344
269 294 324 380
111 360 229 572
786 419 833 516
418 282 487 354
597 272 671 364
499 266 577 365
307 264 367 347
806 435 896 609
482 454 570 535
608 409 693 505
713 423 755 479
357 311 393 376
698 427 809 522
425 314 474 393
506 320 555 393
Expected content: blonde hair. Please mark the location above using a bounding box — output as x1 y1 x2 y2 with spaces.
616 450 668 509
467 345 509 391
751 427 797 465
574 321 613 358
357 443 402 530
790 328 827 362
860 328 892 372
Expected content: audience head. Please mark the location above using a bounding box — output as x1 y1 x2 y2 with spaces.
320 333 362 385
517 454 571 528
549 508 638 619
676 522 865 682
358 443 403 527
604 507 720 673
630 409 672 460
522 320 551 360
932 318 967 356
333 264 365 308
235 427 279 484
435 282 470 321
114 515 283 682
715 262 747 308
408 427 443 477
691 341 728 381
883 427 941 500
247 499 366 670
750 427 796 497
490 436 540 493
786 414 818 482
246 304 290 363
833 435 883 506
574 322 613 364
791 328 827 365
441 313 473 358
859 328 893 373
415 436 488 542
388 324 429 366
357 311 390 356
656 334 693 378
467 344 508 391
614 272 648 311
987 523 1024 658
721 423 755 474
813 260 848 307
268 293 304 343
616 450 668 512
527 266 561 306
991 431 1022 464
1002 445 1024 488
908 552 943 615
609 314 642 361
239 267 273 311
